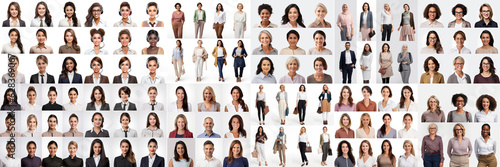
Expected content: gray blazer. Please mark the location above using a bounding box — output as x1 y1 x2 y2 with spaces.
86 103 110 111
359 11 373 28
447 72 471 84
275 91 288 104
397 52 413 71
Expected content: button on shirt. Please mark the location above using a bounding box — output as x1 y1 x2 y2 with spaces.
475 137 496 158
30 45 53 54
199 157 222 167
252 72 276 83
114 155 134 167
475 110 498 122
447 137 472 156
172 48 183 60
421 135 444 162
454 72 469 84
214 11 226 24
398 154 417 167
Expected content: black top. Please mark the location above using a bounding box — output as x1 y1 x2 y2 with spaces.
63 156 84 167
42 155 63 167
475 20 498 27
0 102 21 111
85 129 110 137
114 155 136 167
42 102 63 110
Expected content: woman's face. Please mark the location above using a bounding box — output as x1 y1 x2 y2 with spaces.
402 45 408 52
429 98 438 109
27 143 36 157
147 6 157 18
428 125 437 134
148 34 158 46
120 60 130 73
364 45 370 52
92 6 102 19
362 88 371 98
403 116 412 127
6 92 13 103
121 116 129 127
280 86 285 91
428 7 437 20
300 128 305 133
482 98 490 110
65 32 74 44
48 117 57 129
147 60 158 74
92 143 101 156
92 34 102 46
27 91 37 102
481 33 491 46
341 143 349 154
314 34 325 47
404 5 409 12
259 33 270 46
28 118 37 130
217 4 222 11
482 59 491 72
231 117 240 130
9 5 18 18
403 143 412 153
362 116 370 126
120 6 131 18
68 90 78 103
455 96 465 109
323 127 327 133
454 59 464 72
65 59 74 72
482 125 490 137
93 89 102 102
197 4 202 10
37 59 47 72
342 4 348 12
287 33 299 47
237 4 243 11
382 142 390 152
176 117 185 130
455 34 464 47
91 61 101 73
454 7 463 20
176 143 185 155
315 6 326 20
176 89 185 101
37 4 46 17
363 4 369 11
119 34 130 46
383 116 391 125
48 144 57 156
176 41 181 47
384 4 389 11
482 6 491 19
120 142 129 154
428 33 437 46
314 61 324 73
455 125 463 136
120 90 128 102
342 116 349 127
341 88 350 100
9 31 18 44
287 59 298 73
217 41 222 47
259 9 271 22
68 145 77 156
203 89 212 101
65 6 74 18
427 59 436 71
93 115 102 127
361 143 369 154
148 90 157 101
148 142 157 154
36 32 46 44
403 89 412 99
381 88 390 98
288 7 299 22
232 143 241 155
48 91 57 103
261 60 271 74
69 117 78 129
231 89 240 101
149 115 157 127
383 45 389 52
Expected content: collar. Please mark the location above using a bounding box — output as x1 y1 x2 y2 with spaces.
121 128 130 132
68 71 74 75
9 18 19 23
39 72 47 76
147 127 158 131
36 45 48 49
149 154 156 160
257 72 271 79
122 101 129 106
120 18 133 25
205 156 216 161
148 19 158 26
149 101 157 105
93 154 100 158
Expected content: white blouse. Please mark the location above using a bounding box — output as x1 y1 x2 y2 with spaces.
168 102 192 112
357 156 376 167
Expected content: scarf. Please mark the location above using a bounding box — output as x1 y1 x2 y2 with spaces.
403 11 410 17
338 4 353 39
363 51 371 56
277 127 285 138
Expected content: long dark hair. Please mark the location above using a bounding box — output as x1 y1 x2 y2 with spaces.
337 86 353 107
256 126 266 137
379 113 391 135
120 139 136 164
173 140 190 161
480 57 497 81
3 88 18 105
231 86 247 111
380 140 395 164
281 4 305 27
90 86 106 107
89 139 106 158
426 30 443 53
481 30 495 46
399 86 414 108
255 57 274 75
64 2 78 27
85 3 102 27
61 56 77 78
336 140 355 164
34 1 52 26
63 29 80 53
8 29 23 53
175 86 189 111
215 3 224 12
229 114 246 137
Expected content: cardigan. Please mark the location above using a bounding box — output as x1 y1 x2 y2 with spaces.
193 10 206 22
420 72 445 83
168 130 193 138
211 47 227 66
399 12 415 29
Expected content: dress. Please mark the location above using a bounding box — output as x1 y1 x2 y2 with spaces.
360 53 373 80
379 52 393 78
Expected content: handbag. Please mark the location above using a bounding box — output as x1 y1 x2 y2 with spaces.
368 30 376 38
305 144 312 153
378 68 386 75
328 148 333 156
252 149 258 158
317 101 323 114
264 106 269 115
293 107 298 115
285 107 289 116
398 63 403 72
181 65 186 75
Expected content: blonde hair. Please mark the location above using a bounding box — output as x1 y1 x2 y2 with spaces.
403 140 415 156
174 114 189 132
27 114 38 127
299 126 306 135
479 3 493 20
453 56 465 71
453 123 465 137
203 86 217 103
339 113 351 129
358 113 372 128
68 141 78 149
316 3 328 13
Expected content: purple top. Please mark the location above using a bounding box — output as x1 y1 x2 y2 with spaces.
21 155 42 167
334 102 356 112
447 137 473 157
421 135 444 162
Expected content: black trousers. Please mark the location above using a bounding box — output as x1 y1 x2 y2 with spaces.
298 100 306 122
382 77 390 84
382 24 392 41
299 142 308 162
257 101 265 121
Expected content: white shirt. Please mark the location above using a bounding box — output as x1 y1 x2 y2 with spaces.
225 132 245 138
94 155 101 166
141 75 165 84
378 100 396 111
398 154 418 167
420 20 444 28
67 72 74 83
475 110 498 122
197 156 222 167
30 17 52 27
217 47 224 57
1 43 21 54
296 92 307 100
298 133 308 142
58 17 81 27
92 74 101 84
148 154 156 167
397 101 417 112
345 50 352 64
280 22 305 28
454 72 469 84
475 136 496 158
225 103 242 112
449 46 471 54
63 102 84 111
380 11 392 24
142 102 165 111
362 13 368 25
169 102 192 112
91 19 107 27
85 48 108 55
23 103 41 111
398 128 417 138
3 156 20 167
120 101 129 111
322 133 329 142
454 22 462 28
94 102 101 111
357 156 376 167
214 11 226 24
9 18 20 27
38 72 48 84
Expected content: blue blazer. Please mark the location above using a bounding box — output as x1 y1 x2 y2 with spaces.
232 47 248 68
58 73 83 83
339 50 357 69
359 11 373 28
140 155 165 167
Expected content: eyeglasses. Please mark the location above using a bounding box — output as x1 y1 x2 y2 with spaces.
429 127 436 130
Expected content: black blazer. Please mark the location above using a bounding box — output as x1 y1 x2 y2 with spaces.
58 73 83 83
339 50 357 69
2 19 26 27
30 73 55 83
113 75 138 84
86 103 110 111
85 156 110 167
140 155 165 167
113 102 137 111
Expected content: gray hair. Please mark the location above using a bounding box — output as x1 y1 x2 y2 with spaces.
258 30 273 43
428 123 438 132
285 56 300 70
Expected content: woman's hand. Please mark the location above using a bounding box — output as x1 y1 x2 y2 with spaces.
381 27 383 32
339 27 344 31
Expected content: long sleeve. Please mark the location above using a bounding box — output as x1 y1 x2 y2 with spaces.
397 53 403 63
439 138 444 162
467 139 473 155
447 139 452 158
352 51 357 66
408 53 413 65
276 92 280 101
421 138 425 159
475 139 479 159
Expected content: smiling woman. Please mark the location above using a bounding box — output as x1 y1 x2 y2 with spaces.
59 2 80 27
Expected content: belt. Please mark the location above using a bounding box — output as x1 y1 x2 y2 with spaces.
426 151 439 154
479 153 495 158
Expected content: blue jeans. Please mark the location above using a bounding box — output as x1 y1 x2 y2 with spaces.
423 153 441 167
217 57 224 78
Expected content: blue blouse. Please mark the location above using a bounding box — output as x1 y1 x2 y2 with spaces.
223 157 248 167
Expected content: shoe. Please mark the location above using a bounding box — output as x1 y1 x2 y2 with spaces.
219 77 221 81
222 78 225 82
306 161 308 165
301 163 304 166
